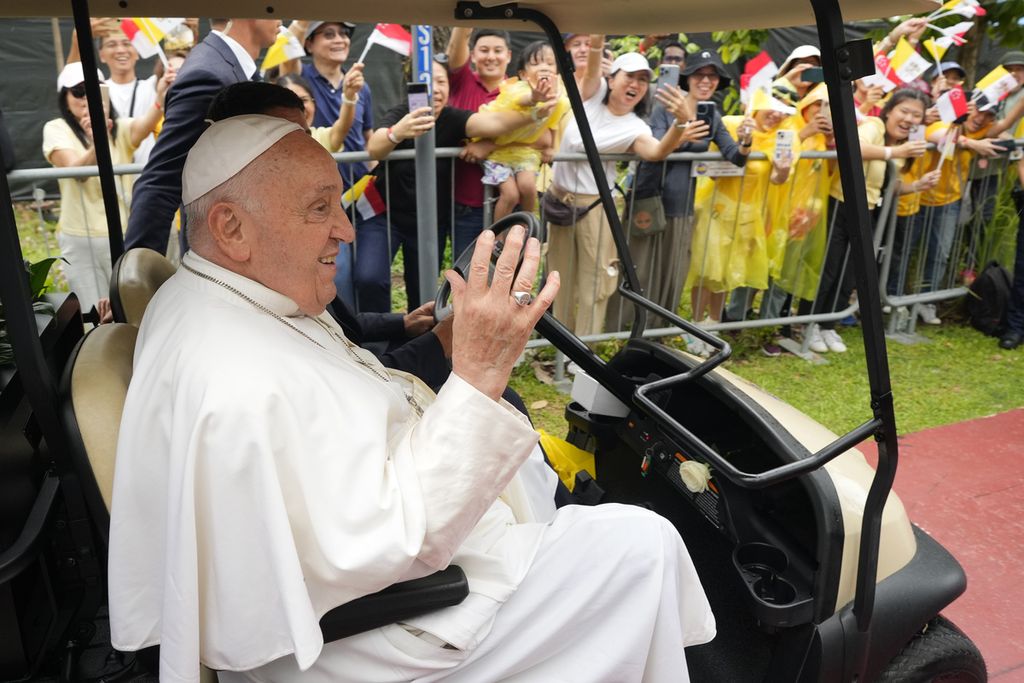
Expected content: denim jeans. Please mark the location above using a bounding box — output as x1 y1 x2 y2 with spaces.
911 200 961 293
1006 196 1024 336
886 215 916 298
353 214 393 313
452 203 486 262
333 241 356 310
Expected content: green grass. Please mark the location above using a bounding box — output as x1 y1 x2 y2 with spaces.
511 311 1024 439
14 200 1022 438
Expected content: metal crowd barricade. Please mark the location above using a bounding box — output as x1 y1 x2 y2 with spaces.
876 139 1023 340
9 142 1021 360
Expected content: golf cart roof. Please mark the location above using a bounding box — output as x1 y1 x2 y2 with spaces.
2 0 931 33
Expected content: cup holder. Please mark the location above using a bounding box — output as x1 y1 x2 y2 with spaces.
735 542 795 606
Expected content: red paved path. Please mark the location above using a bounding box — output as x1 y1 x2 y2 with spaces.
860 408 1024 682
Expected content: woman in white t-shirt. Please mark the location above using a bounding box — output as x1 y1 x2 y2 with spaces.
546 37 702 335
42 61 170 315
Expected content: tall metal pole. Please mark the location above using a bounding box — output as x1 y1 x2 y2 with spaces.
412 25 438 307
810 0 900 678
71 0 124 264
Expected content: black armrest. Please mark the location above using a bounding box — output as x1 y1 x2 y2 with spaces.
319 566 469 644
135 566 470 674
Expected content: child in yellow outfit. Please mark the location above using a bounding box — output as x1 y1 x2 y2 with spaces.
479 41 570 219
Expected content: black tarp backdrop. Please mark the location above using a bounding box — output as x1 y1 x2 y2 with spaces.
0 17 1010 200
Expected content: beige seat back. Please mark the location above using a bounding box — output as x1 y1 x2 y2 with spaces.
65 323 219 681
110 248 176 327
66 323 138 512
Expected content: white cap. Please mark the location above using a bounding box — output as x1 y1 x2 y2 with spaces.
610 52 653 78
779 45 821 75
182 115 303 205
57 62 105 92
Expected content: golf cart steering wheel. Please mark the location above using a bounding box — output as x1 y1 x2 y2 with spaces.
434 211 542 321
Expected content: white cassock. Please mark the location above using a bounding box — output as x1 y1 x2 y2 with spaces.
108 252 715 683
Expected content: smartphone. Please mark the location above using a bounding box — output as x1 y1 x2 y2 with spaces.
696 101 715 128
99 83 110 114
992 139 1017 154
802 66 824 83
656 64 680 93
774 129 795 163
407 82 429 113
908 124 925 143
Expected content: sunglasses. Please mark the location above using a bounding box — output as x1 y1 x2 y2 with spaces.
68 84 88 98
316 28 351 41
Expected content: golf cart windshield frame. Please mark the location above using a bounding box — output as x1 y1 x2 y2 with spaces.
0 1 901 678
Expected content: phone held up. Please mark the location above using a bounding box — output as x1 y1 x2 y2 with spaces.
695 101 714 128
656 64 680 94
802 66 824 83
774 129 795 164
407 82 430 113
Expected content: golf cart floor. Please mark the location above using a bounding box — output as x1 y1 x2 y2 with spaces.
859 407 1024 681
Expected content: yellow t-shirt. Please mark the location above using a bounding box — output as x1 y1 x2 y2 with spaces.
43 117 137 238
920 121 992 207
896 156 928 217
481 78 571 169
829 116 886 207
311 126 341 153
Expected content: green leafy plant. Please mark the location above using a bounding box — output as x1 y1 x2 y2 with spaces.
0 257 63 365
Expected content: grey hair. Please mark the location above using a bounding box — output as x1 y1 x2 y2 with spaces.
184 165 264 249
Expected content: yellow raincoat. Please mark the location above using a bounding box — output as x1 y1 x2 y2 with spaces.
687 116 778 293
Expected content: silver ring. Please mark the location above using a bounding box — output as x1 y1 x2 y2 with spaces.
511 291 533 306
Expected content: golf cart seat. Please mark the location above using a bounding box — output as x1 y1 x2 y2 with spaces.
109 247 176 326
59 324 469 678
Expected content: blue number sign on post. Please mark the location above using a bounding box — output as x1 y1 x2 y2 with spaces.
412 25 437 305
413 25 433 86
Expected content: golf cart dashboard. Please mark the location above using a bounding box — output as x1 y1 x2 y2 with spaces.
568 339 844 626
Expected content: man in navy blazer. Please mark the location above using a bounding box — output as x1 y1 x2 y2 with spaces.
124 19 279 253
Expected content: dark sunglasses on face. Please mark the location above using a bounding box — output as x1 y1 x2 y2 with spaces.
69 84 88 98
317 28 350 41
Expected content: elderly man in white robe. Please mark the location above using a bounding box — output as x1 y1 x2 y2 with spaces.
108 114 715 683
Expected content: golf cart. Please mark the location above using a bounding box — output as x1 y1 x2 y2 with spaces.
0 0 985 681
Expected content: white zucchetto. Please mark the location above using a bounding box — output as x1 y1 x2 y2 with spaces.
182 114 303 205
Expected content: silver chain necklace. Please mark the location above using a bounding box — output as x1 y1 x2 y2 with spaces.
182 262 423 416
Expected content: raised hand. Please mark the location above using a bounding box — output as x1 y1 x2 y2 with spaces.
444 226 559 401
391 107 436 142
343 63 365 102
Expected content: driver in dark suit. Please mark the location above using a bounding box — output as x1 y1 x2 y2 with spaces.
124 19 279 254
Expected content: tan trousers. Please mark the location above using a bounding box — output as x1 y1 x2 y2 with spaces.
546 192 619 336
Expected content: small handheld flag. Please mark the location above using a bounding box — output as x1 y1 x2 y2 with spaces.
356 24 413 64
935 86 969 123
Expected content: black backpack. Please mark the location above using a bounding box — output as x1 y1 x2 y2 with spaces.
965 261 1012 337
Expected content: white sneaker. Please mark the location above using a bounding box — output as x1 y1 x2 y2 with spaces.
821 328 847 353
684 334 709 357
917 303 941 325
807 326 828 354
